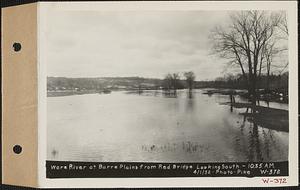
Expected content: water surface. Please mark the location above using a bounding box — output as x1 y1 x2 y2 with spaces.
47 89 288 162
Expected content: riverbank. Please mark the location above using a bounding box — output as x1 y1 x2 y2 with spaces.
228 102 289 132
202 88 288 104
47 90 98 97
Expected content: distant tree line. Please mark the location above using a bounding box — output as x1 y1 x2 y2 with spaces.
48 71 287 95
200 72 288 93
47 77 163 91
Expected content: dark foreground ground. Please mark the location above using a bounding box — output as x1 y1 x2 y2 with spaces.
202 89 289 132
227 102 289 132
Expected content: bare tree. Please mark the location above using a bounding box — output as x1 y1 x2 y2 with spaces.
278 12 288 36
163 73 173 91
277 12 289 75
260 12 288 89
184 71 196 92
264 42 278 91
171 73 180 94
211 11 282 104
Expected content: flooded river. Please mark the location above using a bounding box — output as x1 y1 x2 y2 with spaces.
47 89 288 162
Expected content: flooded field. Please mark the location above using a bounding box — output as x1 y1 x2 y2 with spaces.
47 89 288 162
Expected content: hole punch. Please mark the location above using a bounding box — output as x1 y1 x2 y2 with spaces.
13 145 22 154
13 42 22 52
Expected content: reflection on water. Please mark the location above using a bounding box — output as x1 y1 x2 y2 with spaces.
47 89 288 162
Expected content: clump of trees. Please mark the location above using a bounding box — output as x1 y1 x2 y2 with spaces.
184 71 196 93
163 73 181 94
211 11 288 104
163 71 196 95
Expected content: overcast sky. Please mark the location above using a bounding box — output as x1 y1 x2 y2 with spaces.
43 10 242 80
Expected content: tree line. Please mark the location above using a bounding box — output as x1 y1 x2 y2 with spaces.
210 72 288 91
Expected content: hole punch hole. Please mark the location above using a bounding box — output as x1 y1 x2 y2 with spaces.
13 42 22 52
13 145 22 154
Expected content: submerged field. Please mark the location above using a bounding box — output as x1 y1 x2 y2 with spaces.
47 89 288 162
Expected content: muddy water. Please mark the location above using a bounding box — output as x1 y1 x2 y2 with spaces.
47 89 288 162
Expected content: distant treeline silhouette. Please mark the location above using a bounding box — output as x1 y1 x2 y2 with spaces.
198 72 288 91
47 72 287 93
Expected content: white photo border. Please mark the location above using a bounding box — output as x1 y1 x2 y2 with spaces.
38 1 298 188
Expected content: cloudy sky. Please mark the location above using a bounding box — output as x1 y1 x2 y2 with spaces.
43 9 238 80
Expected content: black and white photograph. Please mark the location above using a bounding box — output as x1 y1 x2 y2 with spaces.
1 1 298 188
44 4 291 174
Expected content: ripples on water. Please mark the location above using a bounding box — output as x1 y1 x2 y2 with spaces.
47 89 288 162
